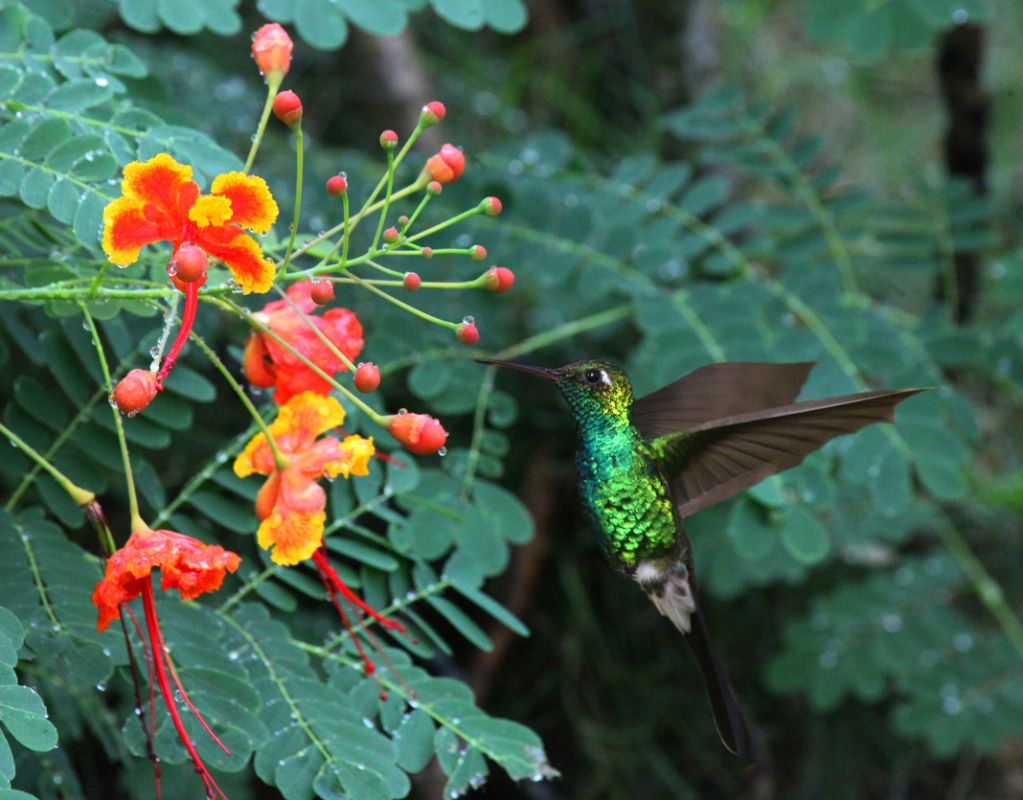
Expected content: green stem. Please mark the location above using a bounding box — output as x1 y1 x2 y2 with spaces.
79 303 143 530
188 332 289 471
350 267 457 330
278 125 304 277
244 75 283 174
272 285 357 372
370 148 396 253
403 205 482 245
0 421 95 506
401 190 434 234
339 191 351 269
214 297 385 425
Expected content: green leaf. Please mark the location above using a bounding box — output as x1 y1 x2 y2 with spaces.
779 506 831 565
0 685 57 751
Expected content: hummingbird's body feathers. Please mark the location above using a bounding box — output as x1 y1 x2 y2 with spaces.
649 387 923 519
478 356 921 757
632 361 814 438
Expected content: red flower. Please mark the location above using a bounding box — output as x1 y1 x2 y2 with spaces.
92 525 241 800
243 281 364 404
252 23 293 78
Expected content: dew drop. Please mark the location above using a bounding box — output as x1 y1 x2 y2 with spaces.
462 315 475 325
437 447 447 457
397 408 407 415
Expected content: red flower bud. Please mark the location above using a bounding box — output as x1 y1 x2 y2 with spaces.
427 181 443 195
456 321 479 346
310 281 335 305
403 272 421 291
471 245 487 262
354 362 380 393
481 196 502 216
273 90 303 127
420 101 446 127
484 266 515 293
421 247 433 259
380 129 398 150
242 335 275 388
169 244 208 284
112 369 159 416
383 227 399 244
252 23 293 79
388 412 447 455
423 144 465 184
326 174 348 196
398 214 410 227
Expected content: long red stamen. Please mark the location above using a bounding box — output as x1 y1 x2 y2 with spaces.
311 549 404 633
336 588 416 701
156 280 199 387
315 558 376 675
140 582 226 800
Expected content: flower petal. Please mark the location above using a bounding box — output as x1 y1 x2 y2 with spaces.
274 391 346 444
121 153 197 221
188 194 233 228
257 506 325 566
324 435 374 479
211 172 278 234
102 196 164 266
198 227 275 294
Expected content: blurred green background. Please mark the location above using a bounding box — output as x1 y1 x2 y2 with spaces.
5 0 1023 797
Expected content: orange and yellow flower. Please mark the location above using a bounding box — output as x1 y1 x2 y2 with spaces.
233 391 374 565
92 525 241 632
102 153 279 294
243 280 364 404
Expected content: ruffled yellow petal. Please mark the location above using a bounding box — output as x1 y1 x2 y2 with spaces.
324 435 374 479
121 153 194 208
257 508 324 565
233 432 266 478
211 172 278 234
197 228 274 294
273 392 346 441
188 195 233 228
102 196 160 265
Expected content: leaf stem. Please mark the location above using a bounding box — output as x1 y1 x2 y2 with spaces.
244 74 282 174
0 421 95 506
278 125 304 277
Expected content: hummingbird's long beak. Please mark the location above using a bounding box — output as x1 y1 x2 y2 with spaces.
475 358 560 380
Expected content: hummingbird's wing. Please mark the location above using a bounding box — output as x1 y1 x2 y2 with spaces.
631 361 815 439
647 389 922 518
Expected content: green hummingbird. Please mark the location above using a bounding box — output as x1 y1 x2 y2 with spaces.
478 358 921 756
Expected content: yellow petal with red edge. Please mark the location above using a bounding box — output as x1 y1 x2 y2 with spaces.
102 196 163 265
257 507 324 565
211 172 278 234
274 391 346 444
188 194 233 228
324 435 374 479
121 153 195 211
234 431 274 478
198 228 275 294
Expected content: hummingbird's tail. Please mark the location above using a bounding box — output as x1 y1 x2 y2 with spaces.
687 607 752 757
638 561 752 756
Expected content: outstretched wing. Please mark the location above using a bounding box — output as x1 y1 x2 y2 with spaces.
649 389 922 518
632 361 815 439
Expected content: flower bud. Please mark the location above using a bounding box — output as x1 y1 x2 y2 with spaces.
398 214 410 227
310 281 335 305
484 266 514 293
423 144 465 184
388 412 448 455
380 129 398 150
112 369 159 415
420 101 446 127
421 247 433 259
403 272 421 292
354 362 380 393
481 196 502 216
427 180 442 195
326 174 348 196
471 245 487 262
252 23 293 79
169 244 208 284
456 322 479 345
273 90 303 127
383 227 399 244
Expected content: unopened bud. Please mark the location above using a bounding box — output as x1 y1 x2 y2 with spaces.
421 247 433 259
403 272 421 291
427 181 443 195
354 362 380 393
383 227 399 244
471 245 487 262
170 244 208 284
112 369 159 415
273 90 303 127
423 144 465 184
456 322 479 346
380 129 398 150
326 174 348 196
310 281 335 305
420 101 446 127
388 412 448 455
481 196 503 216
484 266 514 293
252 23 293 80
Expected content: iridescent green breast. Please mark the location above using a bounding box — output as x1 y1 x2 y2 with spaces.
574 423 678 568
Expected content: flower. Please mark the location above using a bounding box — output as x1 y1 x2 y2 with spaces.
93 526 241 632
102 153 279 294
252 23 293 78
387 412 448 455
242 281 364 404
234 392 375 565
423 143 465 184
92 524 241 799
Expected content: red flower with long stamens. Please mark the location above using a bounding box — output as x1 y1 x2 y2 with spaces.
234 391 374 565
242 281 364 404
92 525 241 800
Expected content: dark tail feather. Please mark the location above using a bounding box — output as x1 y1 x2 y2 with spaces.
687 608 752 757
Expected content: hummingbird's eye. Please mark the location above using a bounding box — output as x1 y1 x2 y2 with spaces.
583 369 607 386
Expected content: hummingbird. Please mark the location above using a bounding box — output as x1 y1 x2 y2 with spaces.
478 358 921 756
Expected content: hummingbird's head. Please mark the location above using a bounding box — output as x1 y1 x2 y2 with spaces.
477 358 633 423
